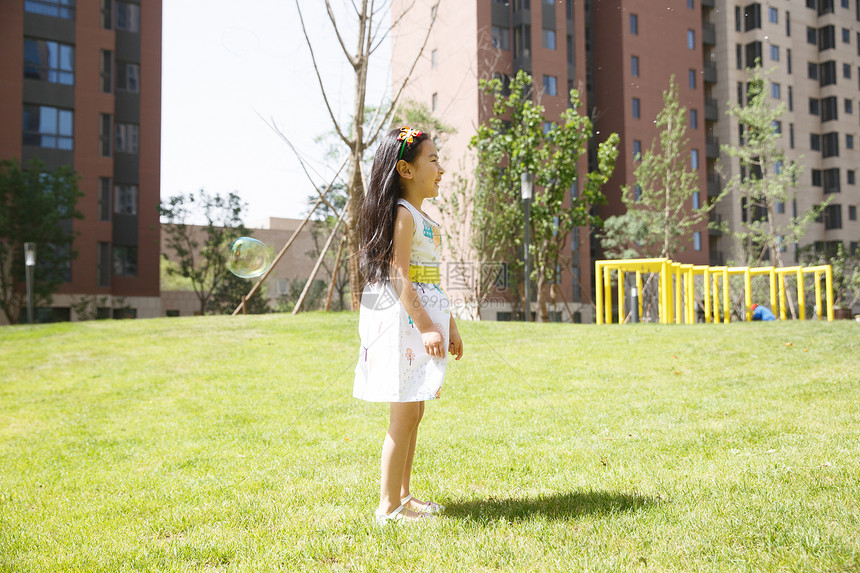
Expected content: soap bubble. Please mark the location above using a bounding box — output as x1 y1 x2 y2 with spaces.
227 237 274 278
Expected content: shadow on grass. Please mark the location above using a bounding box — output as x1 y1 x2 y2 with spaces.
443 490 659 522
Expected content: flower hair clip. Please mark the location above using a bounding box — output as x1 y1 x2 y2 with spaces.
397 126 423 159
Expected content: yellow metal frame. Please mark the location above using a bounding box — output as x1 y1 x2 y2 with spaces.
595 258 834 324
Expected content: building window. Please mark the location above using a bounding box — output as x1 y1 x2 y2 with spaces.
848 171 856 185
786 10 791 35
494 72 511 96
100 50 113 93
847 134 855 149
771 82 781 99
22 105 73 150
631 55 639 77
769 6 778 22
99 113 112 157
788 86 793 110
822 132 840 157
735 6 742 31
492 26 510 50
632 97 640 119
807 26 818 45
688 0 694 8
811 133 821 150
849 205 857 220
98 177 111 221
820 60 837 86
770 45 779 61
691 149 699 169
567 35 574 65
114 184 138 215
25 0 75 19
97 242 110 287
824 204 842 229
746 41 762 67
812 169 822 186
821 96 838 121
823 168 841 193
787 49 792 73
542 28 556 50
746 3 762 30
116 61 139 92
694 232 702 251
790 123 795 148
808 61 819 80
113 245 138 276
843 27 851 43
115 2 140 32
100 0 112 29
776 201 785 214
687 29 695 50
23 39 74 85
630 14 638 35
844 63 852 78
543 75 558 96
692 191 700 209
633 139 642 160
566 0 573 21
115 123 139 154
431 49 438 68
431 92 438 112
810 98 820 115
690 109 698 129
689 69 696 89
543 122 553 135
846 99 854 114
513 24 531 59
819 25 836 50
736 44 743 70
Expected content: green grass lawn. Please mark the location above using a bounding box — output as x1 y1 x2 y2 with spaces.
1 314 858 572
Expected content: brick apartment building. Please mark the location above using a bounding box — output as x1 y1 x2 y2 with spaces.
0 0 161 323
391 0 860 321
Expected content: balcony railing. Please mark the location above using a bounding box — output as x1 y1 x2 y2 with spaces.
702 22 716 46
706 135 720 158
705 98 719 121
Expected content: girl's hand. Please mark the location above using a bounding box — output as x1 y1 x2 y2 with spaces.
449 328 464 360
422 330 446 358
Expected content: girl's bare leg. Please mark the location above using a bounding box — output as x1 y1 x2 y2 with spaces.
378 401 424 516
400 401 425 501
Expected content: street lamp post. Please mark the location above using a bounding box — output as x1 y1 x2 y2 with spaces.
24 242 36 324
520 172 534 322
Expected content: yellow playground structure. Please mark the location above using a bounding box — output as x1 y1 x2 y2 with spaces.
595 258 835 324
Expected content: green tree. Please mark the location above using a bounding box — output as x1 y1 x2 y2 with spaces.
0 158 83 324
210 271 270 315
721 64 821 266
800 243 860 311
601 77 722 259
159 190 250 315
470 70 619 321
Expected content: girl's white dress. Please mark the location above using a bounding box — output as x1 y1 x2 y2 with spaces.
353 199 450 403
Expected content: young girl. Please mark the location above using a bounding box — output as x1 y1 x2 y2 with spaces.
353 126 464 525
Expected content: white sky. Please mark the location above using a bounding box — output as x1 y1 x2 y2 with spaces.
161 1 392 224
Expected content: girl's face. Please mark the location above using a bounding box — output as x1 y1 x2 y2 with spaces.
400 139 444 199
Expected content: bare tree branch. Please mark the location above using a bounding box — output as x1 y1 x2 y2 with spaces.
325 0 360 68
295 0 352 147
369 0 415 54
255 110 344 218
367 1 439 147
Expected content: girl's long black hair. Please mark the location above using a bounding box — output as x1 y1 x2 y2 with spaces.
359 126 430 285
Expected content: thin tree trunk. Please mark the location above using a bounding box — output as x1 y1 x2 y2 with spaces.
325 234 347 311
